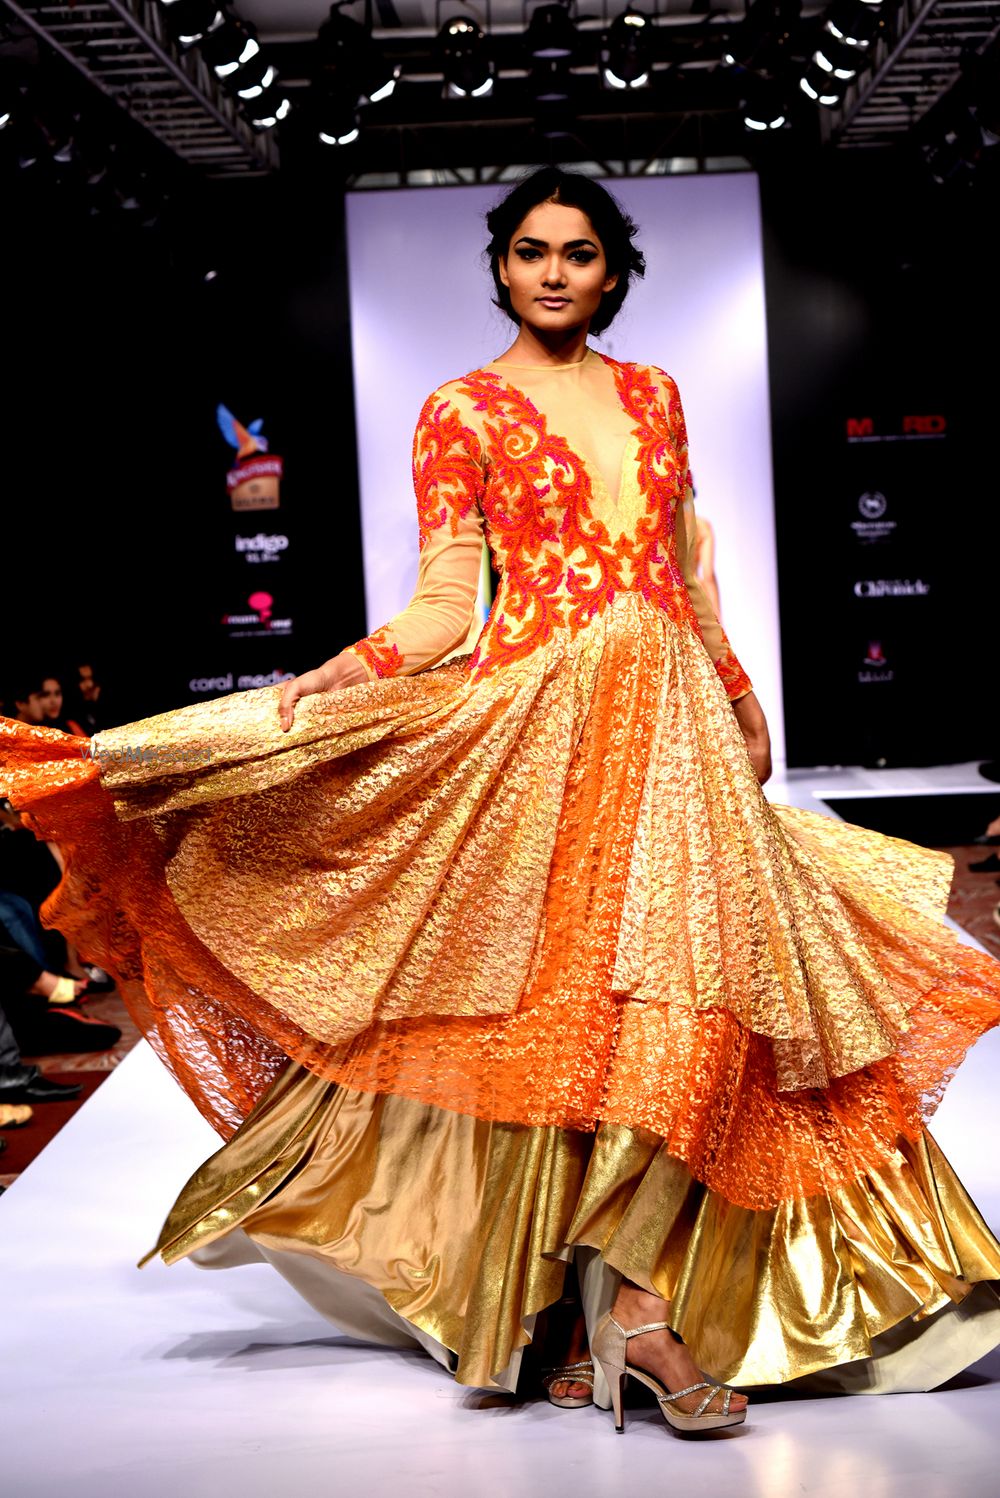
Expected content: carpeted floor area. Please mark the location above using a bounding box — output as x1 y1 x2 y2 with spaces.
0 989 138 1189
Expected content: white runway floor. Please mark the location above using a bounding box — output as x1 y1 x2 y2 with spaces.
3 763 1000 1498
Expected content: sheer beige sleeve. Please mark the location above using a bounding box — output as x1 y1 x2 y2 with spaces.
658 370 753 703
344 390 486 680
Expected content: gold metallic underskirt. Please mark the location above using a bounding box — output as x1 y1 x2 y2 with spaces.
147 1063 1000 1392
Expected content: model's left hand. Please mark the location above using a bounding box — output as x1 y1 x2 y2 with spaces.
278 651 370 731
732 692 772 785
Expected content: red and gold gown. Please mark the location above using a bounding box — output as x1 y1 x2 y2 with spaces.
4 350 1000 1395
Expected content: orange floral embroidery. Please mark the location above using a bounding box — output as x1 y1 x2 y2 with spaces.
353 629 403 680
714 646 753 700
465 358 703 680
413 393 483 548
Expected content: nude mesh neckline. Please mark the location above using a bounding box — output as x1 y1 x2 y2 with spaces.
487 349 597 371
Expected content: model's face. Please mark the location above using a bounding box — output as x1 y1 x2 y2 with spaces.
499 200 618 335
40 679 63 719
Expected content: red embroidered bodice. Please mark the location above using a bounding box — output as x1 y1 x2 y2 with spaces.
349 350 751 701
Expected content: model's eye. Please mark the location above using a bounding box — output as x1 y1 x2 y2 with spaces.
569 250 598 263
515 247 542 260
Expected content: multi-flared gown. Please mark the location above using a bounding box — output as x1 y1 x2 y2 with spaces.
4 349 1000 1396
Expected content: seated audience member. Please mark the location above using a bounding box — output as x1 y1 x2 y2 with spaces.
0 1000 34 1130
72 660 116 734
9 669 84 734
0 941 121 1060
0 799 113 991
40 673 86 735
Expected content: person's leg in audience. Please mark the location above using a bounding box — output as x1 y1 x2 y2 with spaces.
0 890 48 968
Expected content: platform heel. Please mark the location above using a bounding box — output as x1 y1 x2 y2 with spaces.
591 1313 747 1438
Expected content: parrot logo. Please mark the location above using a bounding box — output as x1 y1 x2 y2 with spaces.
217 403 270 458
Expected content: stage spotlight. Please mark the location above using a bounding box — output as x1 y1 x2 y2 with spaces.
248 85 291 129
527 3 578 60
236 63 276 100
722 0 800 72
825 0 879 48
799 63 843 105
319 122 359 146
0 73 16 131
315 84 360 146
315 5 398 106
742 78 786 130
603 9 652 91
200 18 260 79
439 18 494 99
0 61 20 131
365 56 400 103
159 1 224 48
532 58 572 102
813 37 861 80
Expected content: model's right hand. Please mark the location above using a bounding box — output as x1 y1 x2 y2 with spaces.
278 652 370 731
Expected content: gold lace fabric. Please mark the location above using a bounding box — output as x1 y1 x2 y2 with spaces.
2 616 998 1214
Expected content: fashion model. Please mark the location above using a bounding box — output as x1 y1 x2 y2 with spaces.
4 169 1000 1437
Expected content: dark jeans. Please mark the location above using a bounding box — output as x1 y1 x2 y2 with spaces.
0 891 48 969
0 1001 19 1069
0 942 45 1068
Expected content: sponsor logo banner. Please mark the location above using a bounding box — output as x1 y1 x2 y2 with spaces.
235 532 289 562
188 669 296 695
222 590 293 638
853 578 930 598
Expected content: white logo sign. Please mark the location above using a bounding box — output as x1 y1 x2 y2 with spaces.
851 491 896 544
854 578 930 598
188 669 295 695
235 533 289 563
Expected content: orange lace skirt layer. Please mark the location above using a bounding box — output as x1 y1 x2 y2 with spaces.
2 594 999 1210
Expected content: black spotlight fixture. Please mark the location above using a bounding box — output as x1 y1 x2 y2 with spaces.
438 17 494 99
823 0 880 51
199 14 261 80
812 34 863 84
0 61 21 131
603 8 652 91
799 60 844 105
531 57 572 102
316 93 360 147
247 83 292 130
159 0 224 48
526 2 578 61
315 4 399 108
722 0 800 73
742 76 786 131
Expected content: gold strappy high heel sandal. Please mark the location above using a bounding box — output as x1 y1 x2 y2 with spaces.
592 1314 746 1436
541 1359 595 1409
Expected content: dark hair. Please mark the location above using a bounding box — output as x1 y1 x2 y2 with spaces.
485 168 645 335
10 668 48 704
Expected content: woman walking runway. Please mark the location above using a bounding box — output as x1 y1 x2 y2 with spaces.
4 169 999 1436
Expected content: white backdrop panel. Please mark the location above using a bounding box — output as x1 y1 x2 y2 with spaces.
345 175 784 760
